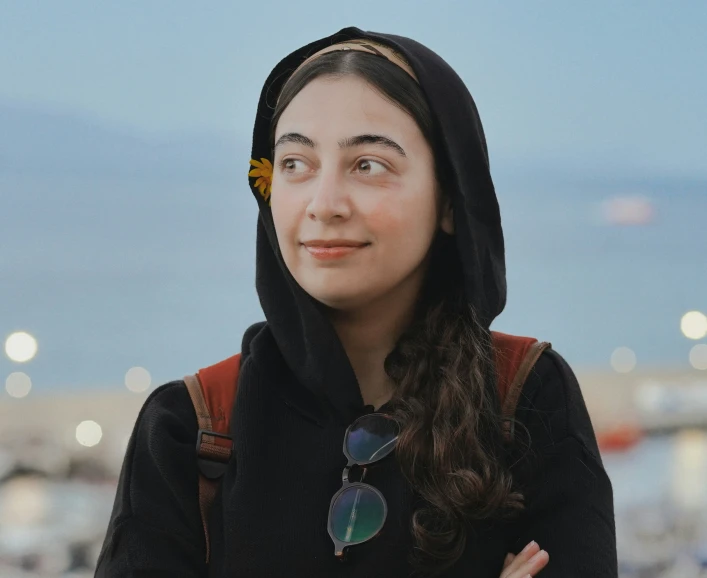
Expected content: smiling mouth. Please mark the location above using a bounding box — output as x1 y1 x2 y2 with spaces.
302 240 370 260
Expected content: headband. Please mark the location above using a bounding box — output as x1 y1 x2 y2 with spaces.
291 39 418 82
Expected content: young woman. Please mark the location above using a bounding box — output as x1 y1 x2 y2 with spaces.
96 28 617 577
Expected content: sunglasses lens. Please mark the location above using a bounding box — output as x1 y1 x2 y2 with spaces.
346 414 399 463
330 485 386 544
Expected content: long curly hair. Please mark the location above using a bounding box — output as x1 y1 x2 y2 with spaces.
271 49 525 575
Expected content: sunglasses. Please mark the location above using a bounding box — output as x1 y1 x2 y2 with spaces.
327 412 400 559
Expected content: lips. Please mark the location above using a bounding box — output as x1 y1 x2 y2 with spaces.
302 239 370 260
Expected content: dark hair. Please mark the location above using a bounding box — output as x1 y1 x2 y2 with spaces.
272 50 523 575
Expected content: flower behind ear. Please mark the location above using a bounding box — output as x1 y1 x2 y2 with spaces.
249 158 273 204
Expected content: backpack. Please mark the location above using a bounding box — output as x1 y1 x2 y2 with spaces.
183 331 550 562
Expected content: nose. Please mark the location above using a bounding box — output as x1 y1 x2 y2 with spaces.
306 169 352 223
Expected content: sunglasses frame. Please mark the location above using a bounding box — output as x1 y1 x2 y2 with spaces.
327 413 399 559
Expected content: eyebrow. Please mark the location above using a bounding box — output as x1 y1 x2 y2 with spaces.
274 132 406 157
274 132 315 149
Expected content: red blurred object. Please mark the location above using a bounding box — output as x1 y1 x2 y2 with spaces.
597 423 644 452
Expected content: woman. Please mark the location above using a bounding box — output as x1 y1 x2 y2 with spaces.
96 28 617 577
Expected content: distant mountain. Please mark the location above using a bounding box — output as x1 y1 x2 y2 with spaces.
0 101 249 181
2 99 705 194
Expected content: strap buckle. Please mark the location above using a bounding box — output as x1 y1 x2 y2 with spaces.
196 429 233 480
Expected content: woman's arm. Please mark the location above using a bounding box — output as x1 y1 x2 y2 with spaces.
95 382 208 577
507 349 618 577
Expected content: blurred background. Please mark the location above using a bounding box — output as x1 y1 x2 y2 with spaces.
1 1 706 576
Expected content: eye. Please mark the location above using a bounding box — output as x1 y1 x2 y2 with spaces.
356 159 388 176
280 158 308 174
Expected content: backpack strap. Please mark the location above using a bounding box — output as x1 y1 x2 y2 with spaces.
183 353 241 563
491 331 551 441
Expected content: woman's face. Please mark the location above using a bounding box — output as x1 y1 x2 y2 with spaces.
271 75 452 311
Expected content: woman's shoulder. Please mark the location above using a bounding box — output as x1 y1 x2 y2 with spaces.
135 319 267 443
129 380 198 456
106 379 201 522
513 347 601 459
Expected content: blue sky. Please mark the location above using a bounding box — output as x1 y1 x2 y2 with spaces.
1 0 705 177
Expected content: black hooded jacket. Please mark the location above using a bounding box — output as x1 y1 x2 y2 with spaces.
95 28 618 577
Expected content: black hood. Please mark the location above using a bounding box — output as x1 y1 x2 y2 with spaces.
247 27 506 425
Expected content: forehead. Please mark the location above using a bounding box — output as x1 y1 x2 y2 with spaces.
275 75 419 139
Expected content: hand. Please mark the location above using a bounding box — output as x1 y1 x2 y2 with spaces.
500 541 549 578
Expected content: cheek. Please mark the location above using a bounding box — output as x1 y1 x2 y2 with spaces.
271 187 302 244
365 191 438 247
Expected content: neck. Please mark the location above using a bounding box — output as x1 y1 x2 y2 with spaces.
328 282 422 410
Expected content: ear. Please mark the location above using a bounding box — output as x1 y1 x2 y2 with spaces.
440 195 455 235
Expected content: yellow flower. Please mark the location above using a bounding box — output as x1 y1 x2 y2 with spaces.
249 158 273 203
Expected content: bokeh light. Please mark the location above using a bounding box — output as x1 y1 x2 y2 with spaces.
75 420 103 447
4 331 38 363
611 347 637 373
681 311 707 340
689 344 707 371
5 372 32 398
0 476 51 526
125 366 152 393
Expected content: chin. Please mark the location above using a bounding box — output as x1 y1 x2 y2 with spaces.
308 292 366 311
303 283 375 311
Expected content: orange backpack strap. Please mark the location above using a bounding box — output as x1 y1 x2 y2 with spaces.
183 353 241 564
491 331 552 441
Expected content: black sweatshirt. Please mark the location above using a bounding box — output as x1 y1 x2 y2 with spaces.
96 326 616 577
96 27 618 577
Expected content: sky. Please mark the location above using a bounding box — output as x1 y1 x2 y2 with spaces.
1 0 706 178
